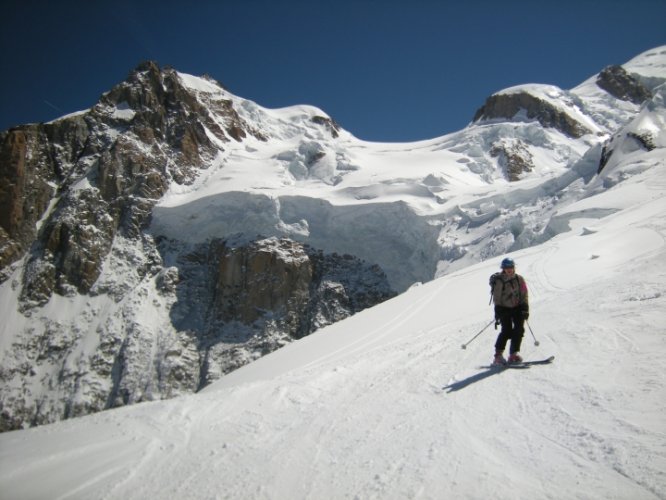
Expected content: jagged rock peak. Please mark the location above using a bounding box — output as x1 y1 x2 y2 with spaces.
129 61 225 89
96 59 267 145
133 60 161 73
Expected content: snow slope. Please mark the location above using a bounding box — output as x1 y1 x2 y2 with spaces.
1 105 665 499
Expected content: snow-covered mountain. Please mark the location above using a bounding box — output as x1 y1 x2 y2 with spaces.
0 61 665 496
0 46 665 434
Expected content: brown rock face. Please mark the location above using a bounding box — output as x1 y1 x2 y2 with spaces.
490 140 535 181
0 128 58 273
204 237 395 341
473 92 592 139
215 238 313 327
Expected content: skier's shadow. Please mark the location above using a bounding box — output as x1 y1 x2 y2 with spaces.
443 365 529 393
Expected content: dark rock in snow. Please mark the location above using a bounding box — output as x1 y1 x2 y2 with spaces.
596 65 652 105
473 91 592 139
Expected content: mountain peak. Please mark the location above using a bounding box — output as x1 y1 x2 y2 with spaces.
132 59 162 75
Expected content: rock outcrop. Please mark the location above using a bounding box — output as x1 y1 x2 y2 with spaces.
473 91 592 139
0 122 81 275
596 65 652 104
490 139 535 181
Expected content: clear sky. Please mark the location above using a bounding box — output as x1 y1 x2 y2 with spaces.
1 0 665 142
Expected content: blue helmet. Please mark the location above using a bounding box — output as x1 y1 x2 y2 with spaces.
501 257 515 269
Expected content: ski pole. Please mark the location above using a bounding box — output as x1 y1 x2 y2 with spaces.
526 320 540 346
460 319 494 350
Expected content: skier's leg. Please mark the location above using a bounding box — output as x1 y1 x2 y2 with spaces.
509 309 525 354
494 313 512 353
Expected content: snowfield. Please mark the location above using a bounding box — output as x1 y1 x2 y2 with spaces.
1 112 665 500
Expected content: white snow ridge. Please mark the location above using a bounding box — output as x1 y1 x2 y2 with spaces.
1 46 666 499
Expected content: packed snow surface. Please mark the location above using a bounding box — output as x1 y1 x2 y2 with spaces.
1 123 665 499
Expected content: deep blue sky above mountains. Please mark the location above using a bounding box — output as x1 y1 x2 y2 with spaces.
2 0 665 142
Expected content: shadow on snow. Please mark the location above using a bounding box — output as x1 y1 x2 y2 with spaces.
442 365 530 393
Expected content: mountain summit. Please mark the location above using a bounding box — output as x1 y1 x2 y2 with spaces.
0 46 665 431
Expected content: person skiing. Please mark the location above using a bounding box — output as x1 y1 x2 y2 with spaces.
490 257 529 365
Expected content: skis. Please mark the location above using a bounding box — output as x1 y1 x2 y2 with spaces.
508 355 555 367
509 356 555 366
482 355 554 370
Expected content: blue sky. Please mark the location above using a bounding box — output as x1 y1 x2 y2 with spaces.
1 0 665 142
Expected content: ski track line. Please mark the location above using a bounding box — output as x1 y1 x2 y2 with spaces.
0 436 141 500
336 323 446 371
56 464 130 500
100 434 167 499
528 242 565 296
0 437 117 480
300 281 447 372
100 402 198 500
338 319 462 388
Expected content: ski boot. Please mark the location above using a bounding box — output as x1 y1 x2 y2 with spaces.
508 352 523 364
492 351 506 366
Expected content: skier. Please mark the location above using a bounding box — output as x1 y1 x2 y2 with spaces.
489 257 529 365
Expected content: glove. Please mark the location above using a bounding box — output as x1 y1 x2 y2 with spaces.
521 305 529 320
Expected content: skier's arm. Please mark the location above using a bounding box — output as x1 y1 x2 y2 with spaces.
519 276 529 319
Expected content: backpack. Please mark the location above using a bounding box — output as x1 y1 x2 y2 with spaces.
489 272 502 290
489 272 502 304
488 272 520 304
